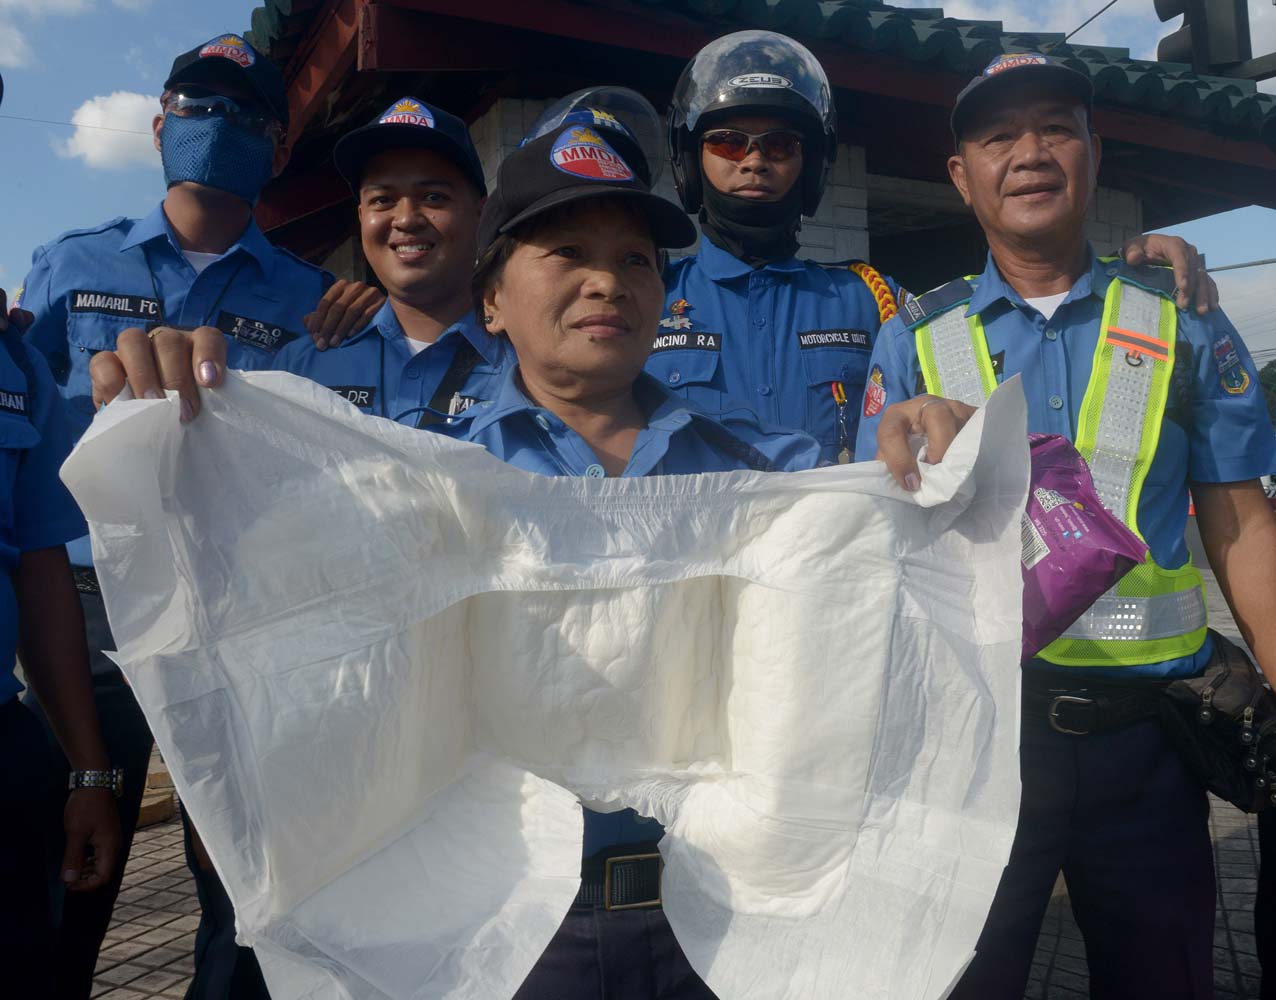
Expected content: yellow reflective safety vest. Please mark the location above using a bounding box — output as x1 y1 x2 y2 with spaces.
909 266 1207 668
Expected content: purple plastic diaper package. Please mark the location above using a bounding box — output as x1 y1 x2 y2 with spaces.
1020 433 1148 660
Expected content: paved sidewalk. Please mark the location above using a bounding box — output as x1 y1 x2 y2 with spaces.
89 819 196 999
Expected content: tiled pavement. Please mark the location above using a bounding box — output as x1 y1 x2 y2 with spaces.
93 567 1267 998
90 818 197 999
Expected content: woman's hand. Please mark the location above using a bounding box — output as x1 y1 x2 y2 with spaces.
90 326 227 421
874 395 977 491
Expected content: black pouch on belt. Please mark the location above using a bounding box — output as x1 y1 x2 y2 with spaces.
1159 630 1276 813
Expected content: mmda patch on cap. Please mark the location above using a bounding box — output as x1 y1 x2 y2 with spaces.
199 34 256 68
983 52 1049 76
379 98 435 128
550 127 634 181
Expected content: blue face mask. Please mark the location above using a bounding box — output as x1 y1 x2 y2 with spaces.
160 113 276 204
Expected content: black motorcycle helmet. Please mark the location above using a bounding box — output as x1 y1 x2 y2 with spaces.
668 30 836 217
522 86 664 189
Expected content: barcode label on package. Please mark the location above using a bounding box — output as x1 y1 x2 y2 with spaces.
1021 514 1051 570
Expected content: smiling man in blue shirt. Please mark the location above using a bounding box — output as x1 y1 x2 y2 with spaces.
274 97 511 427
859 52 1276 999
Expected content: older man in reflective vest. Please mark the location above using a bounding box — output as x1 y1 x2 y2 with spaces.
857 52 1276 999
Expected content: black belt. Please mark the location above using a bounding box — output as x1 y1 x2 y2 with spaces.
1023 675 1166 736
72 566 100 596
575 842 663 910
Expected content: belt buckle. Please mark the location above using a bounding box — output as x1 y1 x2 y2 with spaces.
1048 695 1095 736
603 852 663 911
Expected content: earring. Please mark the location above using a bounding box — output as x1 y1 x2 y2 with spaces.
483 315 493 323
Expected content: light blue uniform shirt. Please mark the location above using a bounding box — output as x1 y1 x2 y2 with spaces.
274 302 511 424
856 251 1276 678
647 238 903 463
446 362 821 853
19 203 332 564
0 334 86 704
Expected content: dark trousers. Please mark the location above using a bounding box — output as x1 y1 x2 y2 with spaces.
515 902 718 1000
0 697 56 997
950 715 1216 1000
180 803 271 1000
1258 809 1276 1000
23 589 154 1000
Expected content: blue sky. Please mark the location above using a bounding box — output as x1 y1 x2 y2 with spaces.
2 0 1273 356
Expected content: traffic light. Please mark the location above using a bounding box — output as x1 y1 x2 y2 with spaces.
1155 0 1252 71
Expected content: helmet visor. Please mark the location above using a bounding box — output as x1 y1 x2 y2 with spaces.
675 30 833 134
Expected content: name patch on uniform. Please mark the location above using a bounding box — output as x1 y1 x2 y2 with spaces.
0 389 29 416
330 386 377 409
70 290 162 321
217 312 299 354
797 329 870 351
651 332 722 354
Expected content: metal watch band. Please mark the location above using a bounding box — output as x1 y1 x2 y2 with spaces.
68 767 124 798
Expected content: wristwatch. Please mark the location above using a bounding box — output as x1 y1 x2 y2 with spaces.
68 768 124 798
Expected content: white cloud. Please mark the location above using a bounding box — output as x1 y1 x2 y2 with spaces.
112 0 150 10
0 0 93 14
0 18 34 66
54 91 158 169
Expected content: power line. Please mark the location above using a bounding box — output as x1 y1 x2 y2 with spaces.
1045 0 1124 51
1207 257 1276 274
0 112 151 136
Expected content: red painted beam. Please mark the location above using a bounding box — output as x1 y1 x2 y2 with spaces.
359 5 542 71
281 0 362 143
256 162 352 233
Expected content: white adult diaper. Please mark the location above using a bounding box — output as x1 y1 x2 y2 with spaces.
62 373 1029 1000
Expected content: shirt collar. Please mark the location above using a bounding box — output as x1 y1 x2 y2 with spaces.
461 366 695 441
966 245 1107 317
342 304 504 365
695 236 807 281
118 202 277 280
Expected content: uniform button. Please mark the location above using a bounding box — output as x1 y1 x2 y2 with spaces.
1049 394 1064 410
754 317 766 327
1106 266 1118 277
840 366 850 378
535 414 551 430
585 464 605 478
668 371 682 385
405 369 421 379
1045 328 1058 341
758 385 772 396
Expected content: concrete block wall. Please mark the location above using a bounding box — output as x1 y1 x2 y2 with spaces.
470 99 870 263
1086 187 1143 253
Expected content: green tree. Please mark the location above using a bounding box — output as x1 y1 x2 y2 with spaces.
1262 360 1276 425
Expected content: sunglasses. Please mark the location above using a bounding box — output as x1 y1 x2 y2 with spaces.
164 89 281 139
701 128 803 163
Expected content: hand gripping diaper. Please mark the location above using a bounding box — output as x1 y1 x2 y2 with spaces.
62 373 1032 1000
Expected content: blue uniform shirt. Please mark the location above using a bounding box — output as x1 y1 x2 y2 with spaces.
20 202 332 563
0 334 86 704
448 362 820 853
274 302 511 424
648 238 903 463
856 250 1276 678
